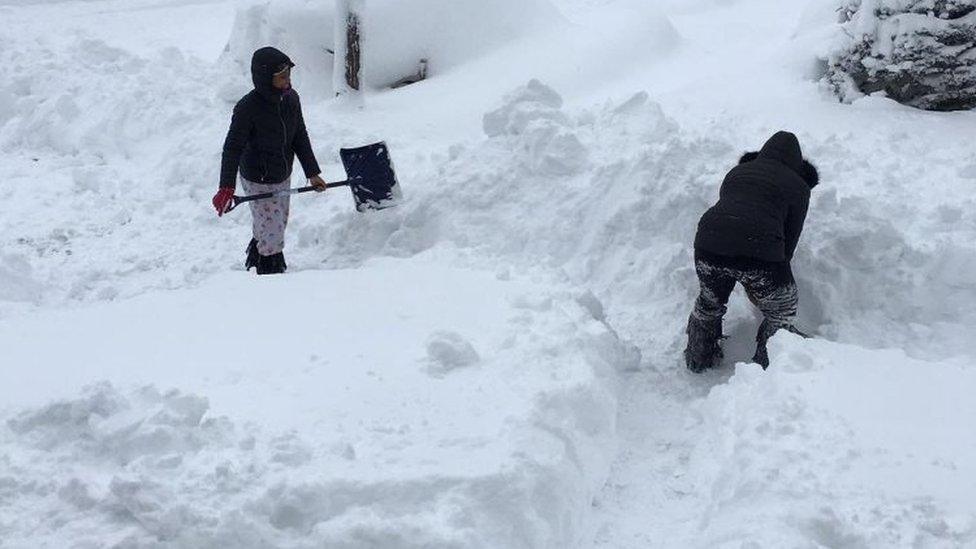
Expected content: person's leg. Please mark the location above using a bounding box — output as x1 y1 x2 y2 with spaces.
740 262 798 368
241 177 290 274
685 253 736 372
260 180 289 256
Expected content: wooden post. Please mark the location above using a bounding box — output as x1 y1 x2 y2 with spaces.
344 9 361 91
334 0 363 97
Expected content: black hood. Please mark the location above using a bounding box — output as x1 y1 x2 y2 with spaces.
738 131 819 189
758 131 803 172
251 47 294 101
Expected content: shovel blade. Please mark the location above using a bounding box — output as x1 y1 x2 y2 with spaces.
339 142 402 212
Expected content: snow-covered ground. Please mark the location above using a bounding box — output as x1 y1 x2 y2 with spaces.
2 260 629 546
1 0 974 547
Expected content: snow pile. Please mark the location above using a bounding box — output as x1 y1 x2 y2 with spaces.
305 78 976 361
1 384 237 546
825 0 976 110
0 20 243 306
681 333 976 546
482 79 589 176
0 263 635 548
223 1 336 101
2 45 221 163
796 133 976 359
224 0 564 96
300 81 720 356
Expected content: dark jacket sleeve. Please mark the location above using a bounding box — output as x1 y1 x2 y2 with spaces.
783 194 809 261
220 100 252 189
291 94 321 178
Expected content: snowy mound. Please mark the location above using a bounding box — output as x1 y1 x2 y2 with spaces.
224 0 564 97
311 78 976 360
1 263 635 547
683 333 976 546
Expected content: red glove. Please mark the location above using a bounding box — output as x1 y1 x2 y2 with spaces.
212 187 235 217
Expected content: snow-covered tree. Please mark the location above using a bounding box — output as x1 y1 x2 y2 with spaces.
825 0 976 111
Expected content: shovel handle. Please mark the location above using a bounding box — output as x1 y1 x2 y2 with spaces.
228 179 353 212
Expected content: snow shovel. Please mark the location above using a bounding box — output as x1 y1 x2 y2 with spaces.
226 141 401 213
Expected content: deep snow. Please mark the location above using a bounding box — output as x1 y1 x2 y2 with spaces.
1 0 975 547
2 261 629 547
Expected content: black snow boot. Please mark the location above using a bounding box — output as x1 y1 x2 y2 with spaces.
753 321 809 369
245 239 259 271
256 252 287 275
753 318 770 369
684 315 724 373
753 318 775 369
752 345 770 370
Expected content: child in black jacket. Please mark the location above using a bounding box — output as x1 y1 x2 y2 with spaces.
212 47 328 275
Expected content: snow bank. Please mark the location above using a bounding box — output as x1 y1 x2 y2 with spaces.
358 0 563 88
792 123 976 359
0 262 635 548
682 332 976 546
224 0 564 97
299 81 717 360
223 0 336 101
0 38 207 158
0 14 245 307
305 79 976 362
0 0 233 59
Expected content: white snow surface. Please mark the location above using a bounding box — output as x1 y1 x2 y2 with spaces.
223 0 566 99
0 0 975 547
2 263 626 547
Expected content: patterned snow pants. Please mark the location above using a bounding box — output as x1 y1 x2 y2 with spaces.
240 176 291 256
690 249 799 366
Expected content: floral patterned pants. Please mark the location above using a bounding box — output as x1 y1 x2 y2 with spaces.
240 176 291 256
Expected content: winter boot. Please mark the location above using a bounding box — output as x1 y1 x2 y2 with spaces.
752 345 769 370
753 319 777 369
244 239 259 271
256 252 287 275
753 321 807 369
684 314 724 373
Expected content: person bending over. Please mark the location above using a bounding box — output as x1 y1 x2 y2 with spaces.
685 131 819 372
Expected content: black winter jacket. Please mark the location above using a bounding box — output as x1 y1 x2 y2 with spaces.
694 131 819 262
220 47 321 188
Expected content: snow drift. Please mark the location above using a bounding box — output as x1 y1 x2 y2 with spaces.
223 0 564 98
683 333 976 546
1 263 635 548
